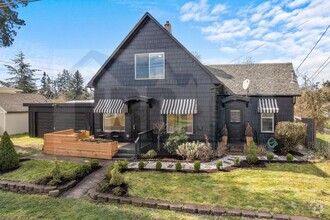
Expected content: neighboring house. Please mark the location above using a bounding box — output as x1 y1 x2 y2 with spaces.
0 89 48 135
87 12 300 147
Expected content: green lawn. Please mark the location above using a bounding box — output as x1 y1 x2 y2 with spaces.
0 133 44 156
0 191 232 220
0 160 84 183
125 162 330 219
317 133 330 143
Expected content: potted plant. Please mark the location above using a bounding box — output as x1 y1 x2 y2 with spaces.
245 123 253 145
221 124 228 145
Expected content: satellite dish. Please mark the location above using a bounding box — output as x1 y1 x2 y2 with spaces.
243 79 250 90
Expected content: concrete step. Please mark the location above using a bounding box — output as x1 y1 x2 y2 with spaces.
113 153 135 159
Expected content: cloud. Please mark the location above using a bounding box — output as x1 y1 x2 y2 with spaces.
179 0 330 83
180 0 227 22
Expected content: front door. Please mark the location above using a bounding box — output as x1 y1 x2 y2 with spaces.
225 102 245 142
131 102 149 141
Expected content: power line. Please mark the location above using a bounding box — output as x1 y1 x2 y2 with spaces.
309 55 330 80
229 19 311 64
310 59 330 81
296 24 330 73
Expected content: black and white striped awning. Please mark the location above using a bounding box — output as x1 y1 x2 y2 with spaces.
94 99 126 114
258 98 279 113
160 99 197 114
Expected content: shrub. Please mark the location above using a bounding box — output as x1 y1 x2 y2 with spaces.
221 125 228 136
234 157 240 166
112 186 125 196
75 164 92 178
216 160 223 170
138 161 145 170
176 141 200 161
175 162 182 171
197 142 213 162
109 164 124 186
245 123 253 136
144 149 158 159
116 160 128 172
96 179 110 193
47 178 62 186
155 161 162 170
246 140 259 164
105 165 114 180
51 161 61 180
90 159 100 170
257 145 266 155
216 142 226 157
62 171 77 182
194 160 201 172
275 122 307 153
267 152 274 161
164 128 188 154
286 153 293 162
0 131 20 171
35 175 52 185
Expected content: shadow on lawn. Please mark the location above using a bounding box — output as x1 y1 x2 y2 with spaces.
263 162 329 178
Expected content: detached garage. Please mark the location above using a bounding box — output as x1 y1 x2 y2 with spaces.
24 102 94 138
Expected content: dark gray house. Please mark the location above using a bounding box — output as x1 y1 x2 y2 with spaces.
87 12 300 147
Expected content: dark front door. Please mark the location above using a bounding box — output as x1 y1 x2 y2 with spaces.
131 102 149 141
225 103 245 142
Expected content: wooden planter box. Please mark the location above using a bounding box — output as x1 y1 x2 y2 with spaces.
44 129 118 159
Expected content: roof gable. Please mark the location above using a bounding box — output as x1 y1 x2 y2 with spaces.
0 93 48 112
87 12 220 87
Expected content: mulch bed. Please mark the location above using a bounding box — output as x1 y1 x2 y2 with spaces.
238 160 267 168
274 150 304 157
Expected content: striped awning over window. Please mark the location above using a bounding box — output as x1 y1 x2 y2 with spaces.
94 99 125 114
160 99 197 114
258 98 279 113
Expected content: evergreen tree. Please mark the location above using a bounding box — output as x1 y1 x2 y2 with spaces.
66 70 84 100
39 72 54 99
4 51 38 93
0 131 20 171
55 69 71 97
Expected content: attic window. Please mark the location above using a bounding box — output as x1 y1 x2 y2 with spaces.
135 52 165 79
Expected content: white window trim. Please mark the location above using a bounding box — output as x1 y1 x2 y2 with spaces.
166 114 193 134
103 113 126 133
261 113 274 133
135 52 165 80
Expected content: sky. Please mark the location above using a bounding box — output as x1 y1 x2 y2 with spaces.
0 0 329 87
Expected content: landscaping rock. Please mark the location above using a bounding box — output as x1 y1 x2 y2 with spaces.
33 186 45 194
211 207 226 216
227 208 241 216
241 210 257 218
273 214 290 220
119 197 132 204
143 199 157 208
182 204 197 214
290 216 315 220
25 185 34 192
48 190 60 197
130 198 144 206
44 186 57 193
107 194 120 203
197 205 211 215
157 202 170 210
97 194 109 202
169 203 183 211
257 211 272 219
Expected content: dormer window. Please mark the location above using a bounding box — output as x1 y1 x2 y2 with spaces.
135 52 165 79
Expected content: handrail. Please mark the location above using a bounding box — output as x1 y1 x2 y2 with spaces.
134 129 154 159
137 129 153 136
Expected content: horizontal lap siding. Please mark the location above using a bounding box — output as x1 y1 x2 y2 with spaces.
94 18 216 144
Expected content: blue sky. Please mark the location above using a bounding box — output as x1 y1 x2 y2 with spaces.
0 0 329 86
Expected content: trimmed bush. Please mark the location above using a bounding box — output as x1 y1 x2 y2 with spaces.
109 164 124 186
197 142 213 162
51 161 61 180
176 141 200 161
286 153 293 162
216 160 223 170
246 140 259 164
112 186 125 196
0 131 20 171
97 179 110 193
143 149 158 159
105 165 114 180
175 162 182 171
275 122 307 153
267 152 274 161
194 160 201 172
116 160 128 172
155 161 162 170
164 128 188 154
234 157 240 166
138 161 145 170
75 164 92 178
90 159 100 170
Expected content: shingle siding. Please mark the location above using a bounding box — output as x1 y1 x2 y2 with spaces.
94 18 217 144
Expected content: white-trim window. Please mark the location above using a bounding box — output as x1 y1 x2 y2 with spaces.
103 113 125 132
230 110 241 122
261 113 274 133
135 52 165 79
167 114 193 134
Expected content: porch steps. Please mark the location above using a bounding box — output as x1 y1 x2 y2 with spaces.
113 153 135 160
113 143 136 160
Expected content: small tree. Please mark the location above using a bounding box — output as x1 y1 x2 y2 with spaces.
246 140 259 164
164 128 188 154
109 164 124 186
0 131 19 171
153 122 166 152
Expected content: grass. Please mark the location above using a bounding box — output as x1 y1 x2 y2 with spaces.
0 191 235 220
317 133 330 143
125 162 330 219
0 160 84 183
0 133 44 156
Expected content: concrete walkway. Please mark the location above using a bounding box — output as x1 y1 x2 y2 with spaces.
61 160 113 198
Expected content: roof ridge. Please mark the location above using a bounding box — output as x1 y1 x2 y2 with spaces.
206 62 292 66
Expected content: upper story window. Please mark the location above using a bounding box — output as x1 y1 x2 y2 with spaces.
135 52 165 79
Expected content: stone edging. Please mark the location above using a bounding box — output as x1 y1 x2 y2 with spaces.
0 180 77 197
87 189 318 220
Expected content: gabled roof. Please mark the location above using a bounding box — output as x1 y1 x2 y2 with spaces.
0 93 48 113
87 12 220 87
206 63 301 96
0 86 23 93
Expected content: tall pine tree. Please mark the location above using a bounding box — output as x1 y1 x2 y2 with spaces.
55 69 71 99
4 51 38 93
66 70 85 100
39 72 54 99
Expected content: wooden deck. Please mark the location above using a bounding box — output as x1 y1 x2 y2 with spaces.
43 129 118 159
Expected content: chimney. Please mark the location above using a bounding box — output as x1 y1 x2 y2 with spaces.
164 21 172 34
